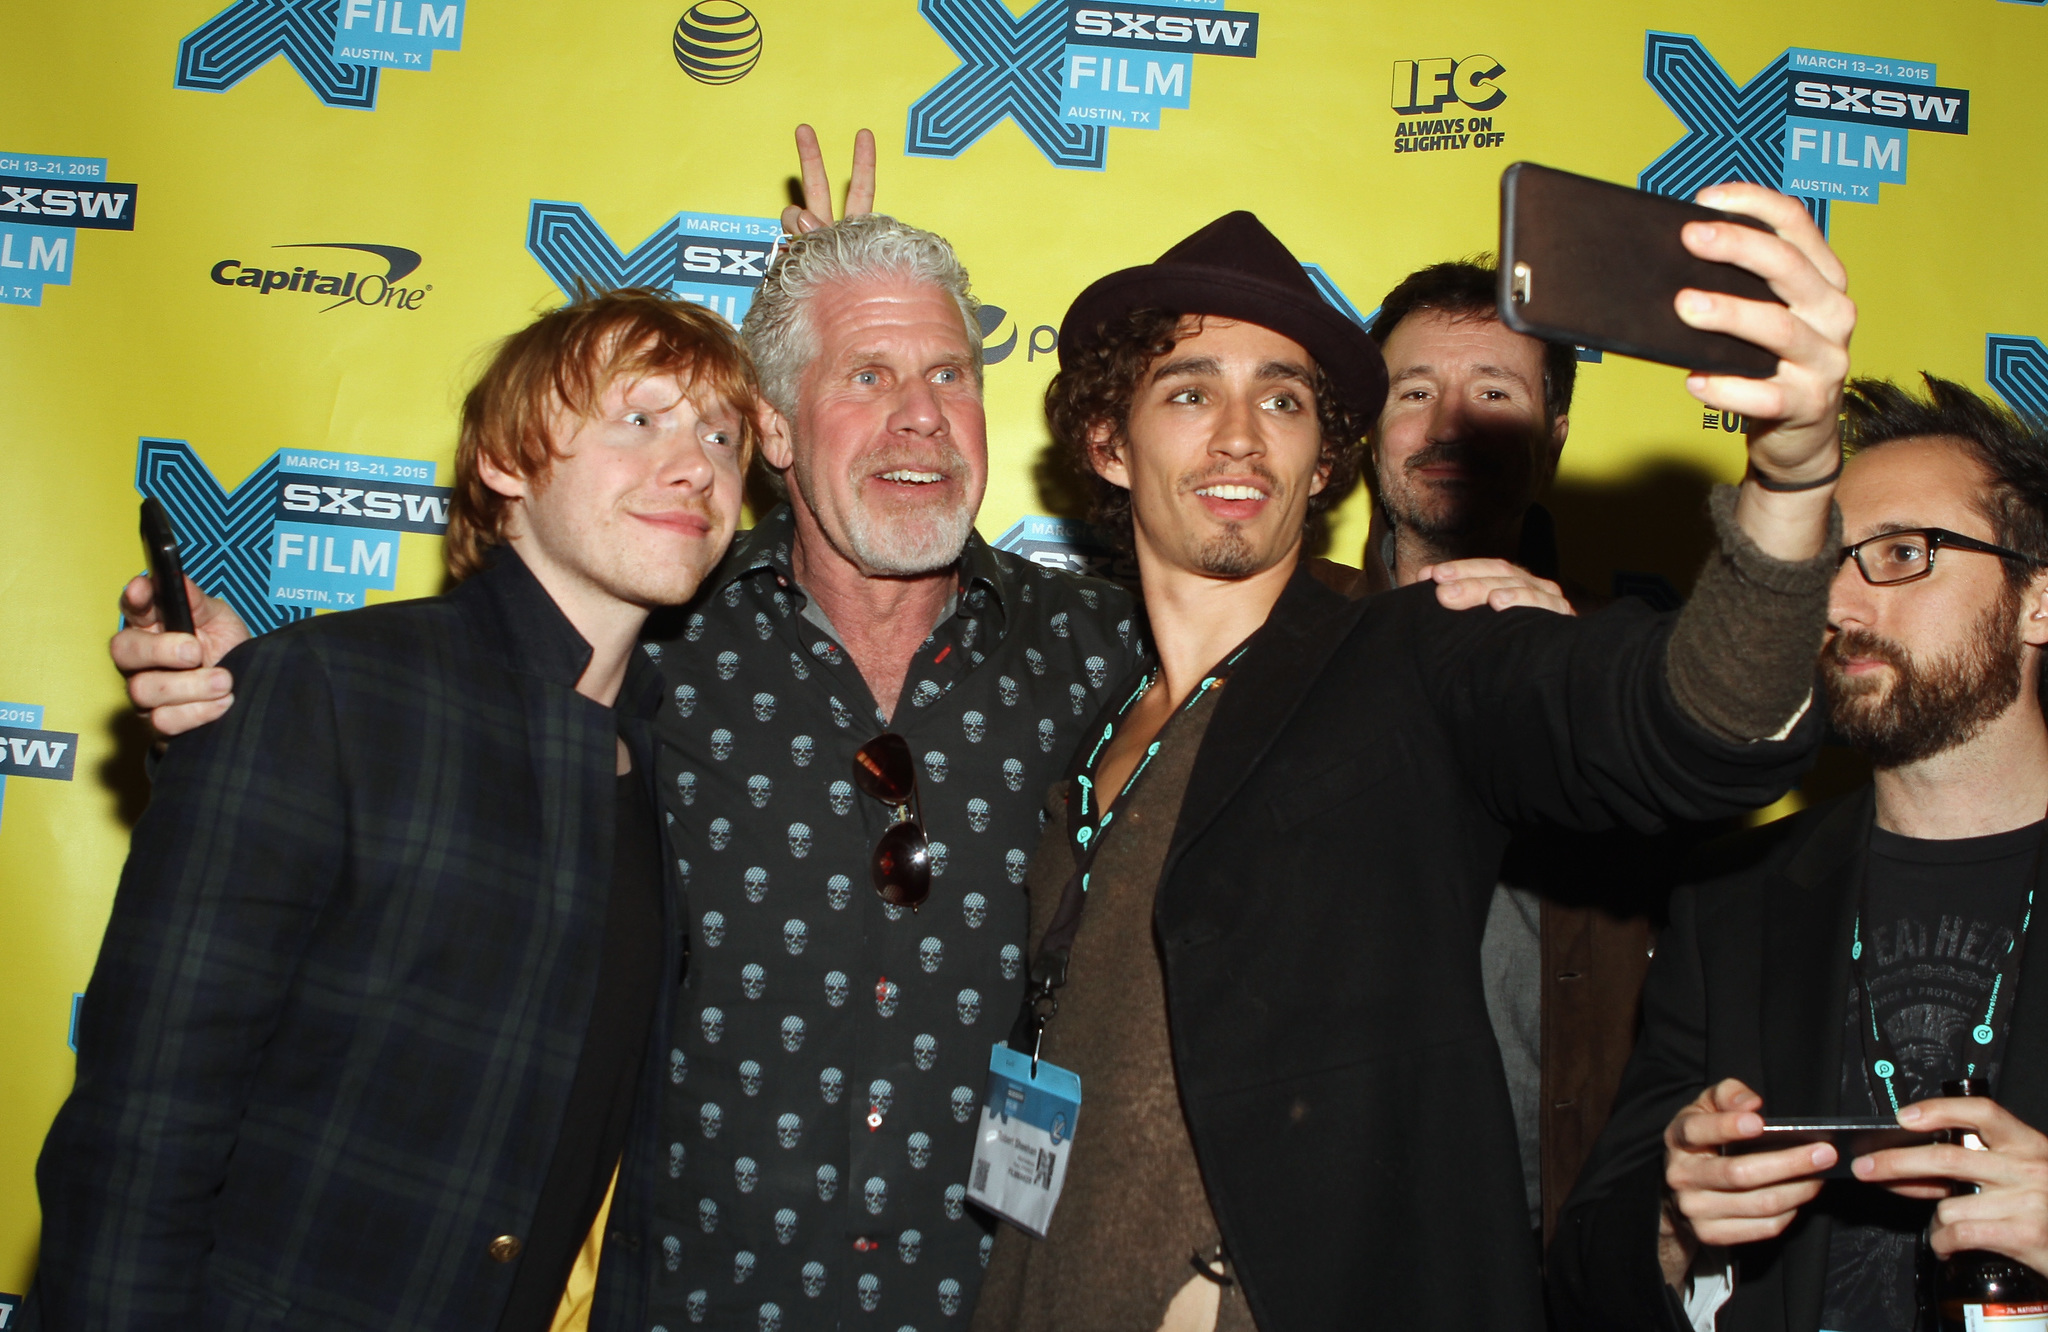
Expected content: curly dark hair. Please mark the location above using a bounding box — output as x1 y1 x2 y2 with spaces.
1045 308 1370 553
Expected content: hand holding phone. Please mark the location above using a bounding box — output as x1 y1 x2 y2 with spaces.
119 501 251 738
139 498 195 635
1661 1078 1833 1286
1499 164 1854 513
1499 162 1781 377
1722 1119 1940 1179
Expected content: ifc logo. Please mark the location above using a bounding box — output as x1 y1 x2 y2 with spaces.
673 1 763 85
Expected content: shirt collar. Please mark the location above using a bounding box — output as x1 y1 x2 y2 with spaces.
455 544 662 722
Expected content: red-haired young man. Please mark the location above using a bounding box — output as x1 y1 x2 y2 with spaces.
32 290 755 1332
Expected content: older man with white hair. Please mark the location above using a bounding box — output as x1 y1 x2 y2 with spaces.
627 210 1145 1328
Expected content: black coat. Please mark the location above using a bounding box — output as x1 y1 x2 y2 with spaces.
1546 791 2048 1331
1154 567 1821 1330
30 550 676 1331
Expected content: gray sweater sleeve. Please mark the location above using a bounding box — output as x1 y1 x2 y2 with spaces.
1665 483 1841 743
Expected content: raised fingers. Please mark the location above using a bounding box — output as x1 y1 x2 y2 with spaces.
845 128 876 216
795 123 831 218
1694 183 1847 292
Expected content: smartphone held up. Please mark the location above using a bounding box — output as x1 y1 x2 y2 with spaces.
139 497 196 636
1497 162 1785 379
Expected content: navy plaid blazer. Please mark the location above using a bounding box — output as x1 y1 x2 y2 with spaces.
30 548 676 1331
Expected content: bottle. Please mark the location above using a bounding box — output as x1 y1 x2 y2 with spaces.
1936 1078 2048 1330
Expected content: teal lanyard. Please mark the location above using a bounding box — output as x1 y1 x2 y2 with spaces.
1851 819 2044 1112
1068 645 1246 865
1004 641 1251 1070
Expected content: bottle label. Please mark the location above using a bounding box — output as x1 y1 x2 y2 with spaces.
1962 1303 2048 1331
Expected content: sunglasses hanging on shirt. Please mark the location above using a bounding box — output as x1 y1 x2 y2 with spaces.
852 732 931 911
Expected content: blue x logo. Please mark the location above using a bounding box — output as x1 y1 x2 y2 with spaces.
907 0 1107 171
136 439 308 636
526 203 680 297
1639 32 1827 235
176 0 378 110
1988 336 2048 424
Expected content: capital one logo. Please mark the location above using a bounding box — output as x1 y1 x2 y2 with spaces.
1639 33 1969 233
175 0 466 110
907 0 1259 171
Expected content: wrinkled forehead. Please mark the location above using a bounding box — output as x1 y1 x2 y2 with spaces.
807 276 978 356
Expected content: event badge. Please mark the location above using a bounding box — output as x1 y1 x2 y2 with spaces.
966 1042 1081 1238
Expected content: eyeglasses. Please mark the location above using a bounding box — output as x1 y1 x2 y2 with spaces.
852 733 930 911
1839 527 2042 586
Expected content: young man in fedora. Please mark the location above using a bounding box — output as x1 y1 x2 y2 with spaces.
967 193 1857 1331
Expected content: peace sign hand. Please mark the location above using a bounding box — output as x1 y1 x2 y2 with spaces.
781 124 876 236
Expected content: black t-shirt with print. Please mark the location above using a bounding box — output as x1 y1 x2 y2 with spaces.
1819 819 2044 1332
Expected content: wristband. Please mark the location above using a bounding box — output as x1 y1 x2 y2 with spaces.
1746 453 1843 492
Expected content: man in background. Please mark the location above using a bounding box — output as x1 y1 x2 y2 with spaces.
1321 258 1685 1243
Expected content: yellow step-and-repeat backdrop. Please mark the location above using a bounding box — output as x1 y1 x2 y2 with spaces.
3 0 2045 1301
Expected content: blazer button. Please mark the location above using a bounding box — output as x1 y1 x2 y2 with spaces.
488 1235 523 1263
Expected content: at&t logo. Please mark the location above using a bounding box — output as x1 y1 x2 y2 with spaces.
673 1 762 84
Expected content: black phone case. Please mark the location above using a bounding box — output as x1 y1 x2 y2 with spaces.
140 497 196 635
1498 162 1782 379
1721 1119 1939 1178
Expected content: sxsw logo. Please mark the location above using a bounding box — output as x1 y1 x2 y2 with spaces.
993 516 1136 586
137 439 451 633
907 0 1259 171
176 0 466 110
0 703 75 833
333 0 464 68
0 152 136 307
1988 335 2048 425
209 242 431 312
1640 35 1969 232
526 204 781 325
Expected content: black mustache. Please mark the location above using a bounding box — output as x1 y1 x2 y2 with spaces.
1404 440 1503 477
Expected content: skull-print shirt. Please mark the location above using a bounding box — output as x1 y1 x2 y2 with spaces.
640 505 1144 1332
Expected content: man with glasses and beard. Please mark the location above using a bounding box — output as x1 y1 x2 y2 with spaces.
1550 376 2048 1332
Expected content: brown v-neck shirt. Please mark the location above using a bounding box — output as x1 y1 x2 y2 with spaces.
971 685 1259 1332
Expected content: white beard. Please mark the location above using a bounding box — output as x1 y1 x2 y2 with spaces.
840 496 976 574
